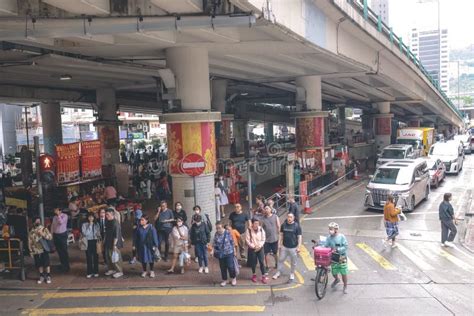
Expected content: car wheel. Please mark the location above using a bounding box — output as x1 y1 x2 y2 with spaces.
424 186 429 201
434 178 439 188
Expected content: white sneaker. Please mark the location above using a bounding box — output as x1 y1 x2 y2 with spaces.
441 243 447 247
141 271 147 278
45 275 52 284
220 281 227 287
86 274 92 279
198 267 204 274
150 271 155 278
444 241 455 248
113 272 124 278
105 270 115 276
272 271 281 280
289 273 295 281
382 239 388 247
231 278 237 286
391 243 398 249
93 274 99 278
204 267 209 274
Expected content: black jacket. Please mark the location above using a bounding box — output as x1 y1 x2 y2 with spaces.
190 223 210 245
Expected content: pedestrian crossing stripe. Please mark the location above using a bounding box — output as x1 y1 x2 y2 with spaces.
396 244 435 271
23 305 266 315
347 257 358 271
438 249 474 272
356 242 397 270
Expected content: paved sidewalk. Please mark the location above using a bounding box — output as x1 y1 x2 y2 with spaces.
0 175 366 291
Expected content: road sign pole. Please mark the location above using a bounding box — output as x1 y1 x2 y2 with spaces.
34 136 45 225
193 175 197 207
248 160 252 210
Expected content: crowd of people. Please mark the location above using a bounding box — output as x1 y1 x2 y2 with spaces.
24 189 307 287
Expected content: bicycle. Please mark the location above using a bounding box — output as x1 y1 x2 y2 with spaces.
312 239 332 300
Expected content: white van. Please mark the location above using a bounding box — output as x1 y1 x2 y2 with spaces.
428 141 464 175
365 158 430 212
376 144 417 169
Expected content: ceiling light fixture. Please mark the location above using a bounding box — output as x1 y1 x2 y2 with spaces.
59 74 72 81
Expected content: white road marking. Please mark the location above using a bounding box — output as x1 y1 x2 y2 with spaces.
396 243 435 271
303 211 438 221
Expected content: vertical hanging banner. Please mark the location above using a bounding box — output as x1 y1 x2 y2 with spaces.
55 142 80 184
81 140 102 179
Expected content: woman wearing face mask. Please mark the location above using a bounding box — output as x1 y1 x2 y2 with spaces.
213 221 237 287
190 214 210 273
167 217 189 274
133 215 159 278
173 202 188 227
323 222 348 294
81 213 101 278
216 176 229 218
28 217 53 284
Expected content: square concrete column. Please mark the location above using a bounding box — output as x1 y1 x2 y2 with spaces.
40 102 62 155
232 119 247 156
295 76 322 111
211 79 233 159
162 47 220 226
95 88 120 166
374 102 393 150
265 122 274 144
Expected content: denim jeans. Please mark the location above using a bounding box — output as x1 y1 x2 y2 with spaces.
195 243 208 267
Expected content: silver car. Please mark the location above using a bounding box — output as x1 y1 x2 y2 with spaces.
365 158 430 212
376 144 417 169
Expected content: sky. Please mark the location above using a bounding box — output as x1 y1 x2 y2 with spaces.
385 0 474 50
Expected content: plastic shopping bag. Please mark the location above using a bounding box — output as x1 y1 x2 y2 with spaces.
112 249 120 263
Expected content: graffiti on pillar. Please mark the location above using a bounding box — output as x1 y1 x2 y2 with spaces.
296 117 324 150
55 142 80 184
167 122 216 175
99 125 119 149
375 117 391 135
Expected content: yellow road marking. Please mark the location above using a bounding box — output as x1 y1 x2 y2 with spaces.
439 249 474 272
356 243 396 270
396 244 434 271
347 257 358 271
23 305 266 315
0 293 38 297
299 244 315 271
43 288 258 299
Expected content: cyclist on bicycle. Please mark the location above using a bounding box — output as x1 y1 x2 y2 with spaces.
323 222 348 294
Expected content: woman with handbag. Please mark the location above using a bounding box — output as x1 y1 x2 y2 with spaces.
167 217 189 274
28 216 53 284
323 222 349 294
81 213 101 278
133 215 159 278
213 221 237 287
383 195 401 249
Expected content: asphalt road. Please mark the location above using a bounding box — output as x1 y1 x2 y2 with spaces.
2 156 473 316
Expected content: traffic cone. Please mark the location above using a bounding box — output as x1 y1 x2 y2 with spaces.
304 197 312 214
353 167 360 180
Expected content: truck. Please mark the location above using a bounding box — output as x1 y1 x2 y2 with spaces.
396 127 435 156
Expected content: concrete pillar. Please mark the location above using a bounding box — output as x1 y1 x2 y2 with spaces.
212 79 233 159
338 107 346 143
374 102 393 150
295 76 322 111
161 47 220 225
95 88 120 166
293 76 327 174
233 119 247 156
41 102 62 155
265 122 274 144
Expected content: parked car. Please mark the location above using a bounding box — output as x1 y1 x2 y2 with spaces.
424 157 446 188
453 134 472 154
365 158 430 212
428 141 464 175
376 144 417 169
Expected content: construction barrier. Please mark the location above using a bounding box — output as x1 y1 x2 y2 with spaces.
0 238 26 281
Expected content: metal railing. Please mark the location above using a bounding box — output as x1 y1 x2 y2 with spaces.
344 0 463 119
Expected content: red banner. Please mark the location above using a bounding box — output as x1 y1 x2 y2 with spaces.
376 117 391 136
55 142 80 184
81 140 102 179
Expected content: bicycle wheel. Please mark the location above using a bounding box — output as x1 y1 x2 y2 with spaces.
315 267 328 299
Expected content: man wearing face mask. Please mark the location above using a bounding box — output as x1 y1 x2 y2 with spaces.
323 222 348 294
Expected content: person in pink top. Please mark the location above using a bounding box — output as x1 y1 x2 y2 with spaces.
51 208 70 272
104 185 117 205
246 218 267 284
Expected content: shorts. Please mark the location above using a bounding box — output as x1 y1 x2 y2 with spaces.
331 262 348 276
34 252 50 269
264 241 278 255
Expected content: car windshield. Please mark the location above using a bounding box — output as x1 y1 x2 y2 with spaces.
426 160 436 170
372 168 410 185
430 144 457 156
381 149 406 159
397 139 419 148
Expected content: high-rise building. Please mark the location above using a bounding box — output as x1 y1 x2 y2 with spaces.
371 0 389 25
410 28 449 93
